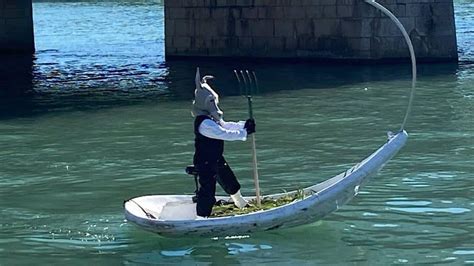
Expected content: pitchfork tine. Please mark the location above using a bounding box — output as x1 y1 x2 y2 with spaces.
234 70 243 95
252 71 259 94
245 70 254 95
240 70 249 95
239 70 245 95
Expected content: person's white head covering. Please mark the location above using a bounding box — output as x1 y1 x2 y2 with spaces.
192 67 223 122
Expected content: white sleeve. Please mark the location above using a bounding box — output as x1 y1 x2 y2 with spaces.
199 119 247 141
219 119 246 130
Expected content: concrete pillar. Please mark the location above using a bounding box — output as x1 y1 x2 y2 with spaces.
0 0 35 54
164 0 458 62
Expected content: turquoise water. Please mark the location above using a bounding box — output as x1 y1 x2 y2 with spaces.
0 1 473 264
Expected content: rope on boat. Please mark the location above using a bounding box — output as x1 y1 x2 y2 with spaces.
364 0 417 131
127 199 157 219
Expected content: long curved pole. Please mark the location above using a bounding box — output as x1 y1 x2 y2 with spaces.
364 0 417 131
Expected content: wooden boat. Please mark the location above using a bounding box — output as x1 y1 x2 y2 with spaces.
124 130 408 237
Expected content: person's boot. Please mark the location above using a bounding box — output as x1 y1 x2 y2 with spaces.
230 190 248 208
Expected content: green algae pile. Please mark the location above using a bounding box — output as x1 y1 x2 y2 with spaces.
211 190 308 217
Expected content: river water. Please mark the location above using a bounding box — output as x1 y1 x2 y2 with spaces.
0 0 473 265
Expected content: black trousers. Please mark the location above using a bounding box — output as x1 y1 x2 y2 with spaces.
195 157 241 217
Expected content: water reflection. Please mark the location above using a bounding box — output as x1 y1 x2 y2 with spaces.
122 222 348 265
0 54 463 120
0 55 34 97
0 55 35 118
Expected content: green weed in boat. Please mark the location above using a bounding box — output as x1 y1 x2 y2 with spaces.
211 190 309 217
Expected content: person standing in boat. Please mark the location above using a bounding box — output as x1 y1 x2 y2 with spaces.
192 67 256 218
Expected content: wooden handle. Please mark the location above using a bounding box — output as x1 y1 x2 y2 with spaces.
251 134 261 207
247 96 261 207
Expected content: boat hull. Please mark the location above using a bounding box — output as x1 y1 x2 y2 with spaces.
124 131 408 237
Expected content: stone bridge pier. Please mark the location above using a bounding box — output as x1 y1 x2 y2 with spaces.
164 0 458 62
0 0 34 53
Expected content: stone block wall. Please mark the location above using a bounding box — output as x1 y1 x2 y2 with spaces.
0 0 35 53
164 0 457 61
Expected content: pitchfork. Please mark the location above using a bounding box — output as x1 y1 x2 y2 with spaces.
234 70 261 207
